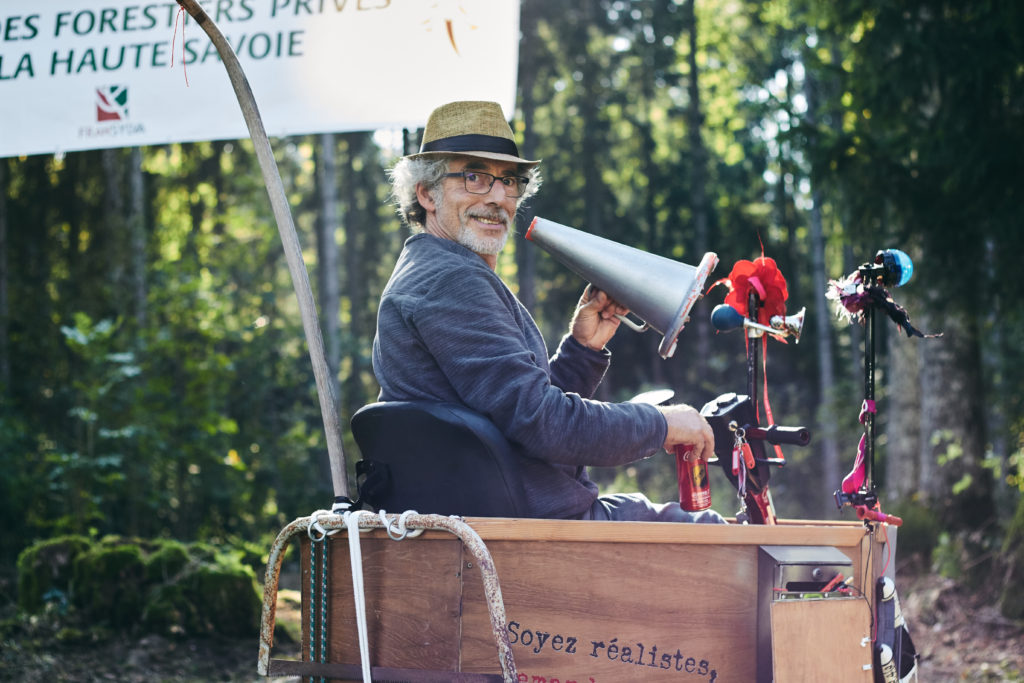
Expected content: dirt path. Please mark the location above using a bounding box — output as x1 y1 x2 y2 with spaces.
901 571 1024 681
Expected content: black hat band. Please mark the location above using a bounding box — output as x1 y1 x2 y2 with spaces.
419 134 521 158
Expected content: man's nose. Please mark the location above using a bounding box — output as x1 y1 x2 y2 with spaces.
485 179 511 200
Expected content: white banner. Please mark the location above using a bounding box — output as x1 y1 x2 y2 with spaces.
0 0 521 157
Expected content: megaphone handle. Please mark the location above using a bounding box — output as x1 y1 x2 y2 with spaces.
615 313 650 333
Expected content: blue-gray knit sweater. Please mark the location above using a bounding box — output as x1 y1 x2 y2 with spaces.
371 233 667 518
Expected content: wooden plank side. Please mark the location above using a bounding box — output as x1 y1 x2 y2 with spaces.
463 518 869 547
315 535 466 673
300 538 311 661
770 598 873 682
459 539 758 682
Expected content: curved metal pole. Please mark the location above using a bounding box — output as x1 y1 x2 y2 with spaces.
258 513 517 682
174 0 348 498
746 290 761 403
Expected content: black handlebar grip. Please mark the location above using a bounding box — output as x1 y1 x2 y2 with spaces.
763 425 811 447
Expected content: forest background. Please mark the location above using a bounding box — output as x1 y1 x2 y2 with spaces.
1 0 1023 677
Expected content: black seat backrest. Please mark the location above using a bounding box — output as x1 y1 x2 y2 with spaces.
351 401 528 517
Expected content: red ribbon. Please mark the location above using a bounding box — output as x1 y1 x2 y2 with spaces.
710 254 790 461
715 256 789 326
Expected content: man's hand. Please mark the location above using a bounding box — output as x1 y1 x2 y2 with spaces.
657 404 715 463
570 285 629 351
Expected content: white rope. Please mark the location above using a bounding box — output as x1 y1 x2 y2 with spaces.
306 507 424 683
307 509 338 541
343 509 375 683
378 509 424 540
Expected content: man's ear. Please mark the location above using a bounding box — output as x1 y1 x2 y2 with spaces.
415 183 436 212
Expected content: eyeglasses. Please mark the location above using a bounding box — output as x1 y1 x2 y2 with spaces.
444 171 530 198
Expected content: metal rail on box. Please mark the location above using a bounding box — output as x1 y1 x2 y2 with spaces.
257 512 517 682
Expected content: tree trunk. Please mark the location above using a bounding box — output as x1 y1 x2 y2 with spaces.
917 305 994 529
342 133 370 417
128 148 147 329
886 309 922 501
578 1 605 239
684 0 711 387
0 161 8 392
515 0 540 313
314 133 344 499
808 194 843 514
315 133 341 406
803 56 842 516
101 149 127 302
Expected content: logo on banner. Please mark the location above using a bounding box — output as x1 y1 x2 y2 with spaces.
96 86 129 122
78 85 144 142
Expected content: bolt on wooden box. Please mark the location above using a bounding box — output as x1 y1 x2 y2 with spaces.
294 518 891 682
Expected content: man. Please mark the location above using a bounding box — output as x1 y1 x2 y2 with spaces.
372 100 723 523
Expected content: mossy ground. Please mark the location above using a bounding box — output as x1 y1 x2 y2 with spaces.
15 535 263 639
0 580 302 683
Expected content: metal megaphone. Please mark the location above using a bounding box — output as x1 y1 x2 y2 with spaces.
525 217 719 359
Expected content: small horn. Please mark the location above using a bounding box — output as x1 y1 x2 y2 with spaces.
769 307 806 344
711 304 805 343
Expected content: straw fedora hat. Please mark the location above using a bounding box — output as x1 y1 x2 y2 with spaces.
408 101 540 166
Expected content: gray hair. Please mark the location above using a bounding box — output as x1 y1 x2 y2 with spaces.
388 155 542 229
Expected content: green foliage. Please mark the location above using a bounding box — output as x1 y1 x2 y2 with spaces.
931 531 965 581
932 526 1003 594
886 500 941 562
996 444 1024 495
142 556 260 638
143 540 191 583
1000 496 1024 620
181 561 260 637
14 536 260 638
15 535 91 613
71 542 146 628
43 314 136 535
0 412 41 563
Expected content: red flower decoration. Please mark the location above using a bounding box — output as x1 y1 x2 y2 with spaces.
720 257 788 325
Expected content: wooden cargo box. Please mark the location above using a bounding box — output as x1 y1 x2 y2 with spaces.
292 519 891 682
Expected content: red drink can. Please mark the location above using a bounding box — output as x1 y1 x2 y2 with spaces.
676 444 711 511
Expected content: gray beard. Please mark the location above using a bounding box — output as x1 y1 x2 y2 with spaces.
457 224 509 255
434 192 511 255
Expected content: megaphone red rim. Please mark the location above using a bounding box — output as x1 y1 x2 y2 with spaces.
525 216 540 241
658 251 719 358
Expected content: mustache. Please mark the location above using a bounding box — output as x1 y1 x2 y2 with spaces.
468 209 511 224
